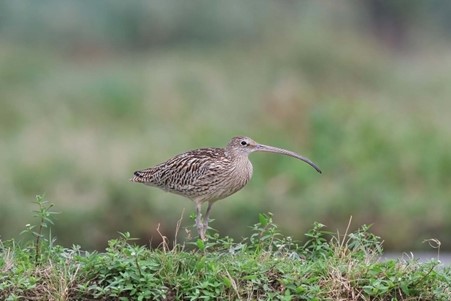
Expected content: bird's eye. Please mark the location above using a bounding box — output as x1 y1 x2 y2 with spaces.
240 140 247 146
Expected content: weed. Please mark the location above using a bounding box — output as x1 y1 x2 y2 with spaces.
19 195 60 266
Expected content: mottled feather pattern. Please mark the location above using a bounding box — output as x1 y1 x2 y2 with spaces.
130 147 251 202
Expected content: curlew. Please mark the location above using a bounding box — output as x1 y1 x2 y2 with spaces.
130 136 321 240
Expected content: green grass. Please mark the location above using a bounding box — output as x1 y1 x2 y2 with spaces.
1 197 449 300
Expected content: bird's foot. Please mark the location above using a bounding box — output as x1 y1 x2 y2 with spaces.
202 225 208 241
199 223 208 241
196 224 204 239
195 217 206 241
195 210 211 241
200 230 206 241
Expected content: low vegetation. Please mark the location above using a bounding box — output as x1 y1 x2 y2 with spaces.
1 196 449 300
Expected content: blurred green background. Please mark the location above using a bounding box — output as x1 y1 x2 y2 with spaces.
1 1 450 251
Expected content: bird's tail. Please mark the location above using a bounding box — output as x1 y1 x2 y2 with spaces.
129 170 147 183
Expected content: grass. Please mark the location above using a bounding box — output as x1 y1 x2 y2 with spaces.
1 196 449 300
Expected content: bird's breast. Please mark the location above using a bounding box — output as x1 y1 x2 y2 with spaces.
232 157 253 187
206 157 253 202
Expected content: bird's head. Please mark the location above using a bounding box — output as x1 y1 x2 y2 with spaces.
227 136 322 174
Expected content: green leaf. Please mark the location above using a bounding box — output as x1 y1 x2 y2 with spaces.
258 213 268 226
196 239 205 251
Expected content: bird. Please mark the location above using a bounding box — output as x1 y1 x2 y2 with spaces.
130 136 321 240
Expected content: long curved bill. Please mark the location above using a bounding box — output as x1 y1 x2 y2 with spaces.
255 144 322 174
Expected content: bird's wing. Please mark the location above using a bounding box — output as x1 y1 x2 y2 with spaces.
131 148 231 196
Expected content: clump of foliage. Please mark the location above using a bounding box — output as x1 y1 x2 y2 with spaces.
1 196 450 300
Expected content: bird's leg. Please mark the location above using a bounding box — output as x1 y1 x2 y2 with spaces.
203 202 213 235
195 202 206 240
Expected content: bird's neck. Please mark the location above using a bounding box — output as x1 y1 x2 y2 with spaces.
231 154 253 183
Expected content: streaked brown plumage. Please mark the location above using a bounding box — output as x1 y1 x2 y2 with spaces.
130 136 321 240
